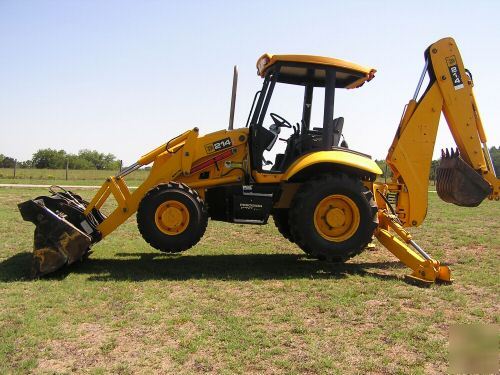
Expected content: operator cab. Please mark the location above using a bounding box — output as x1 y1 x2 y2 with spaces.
247 54 376 173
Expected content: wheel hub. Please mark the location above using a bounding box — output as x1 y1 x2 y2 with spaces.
314 194 360 242
155 200 189 235
325 207 345 228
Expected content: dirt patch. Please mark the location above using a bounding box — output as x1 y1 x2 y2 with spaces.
36 322 179 373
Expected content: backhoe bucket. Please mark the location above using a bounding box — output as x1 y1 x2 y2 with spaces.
436 148 491 207
18 187 104 277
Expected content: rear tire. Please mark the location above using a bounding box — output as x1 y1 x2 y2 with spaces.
137 182 208 253
272 208 295 243
289 174 378 262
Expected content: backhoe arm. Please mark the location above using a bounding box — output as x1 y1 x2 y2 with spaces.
371 37 498 284
384 37 499 227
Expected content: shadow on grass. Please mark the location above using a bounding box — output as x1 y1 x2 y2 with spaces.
0 252 32 281
0 251 404 282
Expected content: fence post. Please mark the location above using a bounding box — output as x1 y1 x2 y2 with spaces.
13 159 17 179
66 159 69 181
119 160 123 173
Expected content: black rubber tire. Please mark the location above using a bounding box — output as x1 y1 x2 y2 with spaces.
137 182 208 253
289 174 378 262
272 208 295 243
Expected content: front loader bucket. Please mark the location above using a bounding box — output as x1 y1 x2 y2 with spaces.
19 199 92 277
18 187 105 277
436 148 491 207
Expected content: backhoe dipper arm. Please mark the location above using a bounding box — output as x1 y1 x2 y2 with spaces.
384 37 499 227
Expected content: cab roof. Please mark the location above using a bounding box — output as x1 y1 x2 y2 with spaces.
256 53 376 89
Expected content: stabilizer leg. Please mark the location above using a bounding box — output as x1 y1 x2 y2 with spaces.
375 211 452 284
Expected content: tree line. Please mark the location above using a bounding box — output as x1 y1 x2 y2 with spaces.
0 149 121 170
375 146 500 180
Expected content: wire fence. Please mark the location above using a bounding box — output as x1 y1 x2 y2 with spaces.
0 165 149 184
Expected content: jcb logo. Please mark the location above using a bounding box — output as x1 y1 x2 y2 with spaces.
205 137 233 154
446 56 457 66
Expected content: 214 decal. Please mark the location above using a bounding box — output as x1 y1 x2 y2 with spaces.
204 137 233 154
445 55 464 90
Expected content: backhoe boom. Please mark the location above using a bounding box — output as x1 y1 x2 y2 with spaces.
384 37 499 227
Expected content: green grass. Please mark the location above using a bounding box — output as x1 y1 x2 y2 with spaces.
0 188 498 374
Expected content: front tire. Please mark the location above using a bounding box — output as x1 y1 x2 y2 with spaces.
137 182 208 253
289 174 378 262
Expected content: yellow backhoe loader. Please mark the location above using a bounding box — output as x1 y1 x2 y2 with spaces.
19 37 499 283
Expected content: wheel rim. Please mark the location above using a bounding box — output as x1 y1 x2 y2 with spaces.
155 200 190 235
313 194 360 242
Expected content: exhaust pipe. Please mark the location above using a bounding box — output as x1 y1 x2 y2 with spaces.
228 65 238 130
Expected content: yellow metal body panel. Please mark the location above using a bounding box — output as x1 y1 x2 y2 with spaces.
251 171 283 183
257 53 376 88
282 150 382 181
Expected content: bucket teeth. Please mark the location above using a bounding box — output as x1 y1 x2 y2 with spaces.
436 147 491 207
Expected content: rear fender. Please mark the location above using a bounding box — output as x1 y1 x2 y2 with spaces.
282 150 382 182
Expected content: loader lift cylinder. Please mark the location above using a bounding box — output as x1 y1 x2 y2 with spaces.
116 162 141 179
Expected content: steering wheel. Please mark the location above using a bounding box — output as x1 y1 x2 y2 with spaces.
270 113 292 129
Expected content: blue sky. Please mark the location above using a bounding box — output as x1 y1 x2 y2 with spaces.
1 0 499 165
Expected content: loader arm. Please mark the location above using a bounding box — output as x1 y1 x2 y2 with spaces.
384 37 499 227
85 128 248 238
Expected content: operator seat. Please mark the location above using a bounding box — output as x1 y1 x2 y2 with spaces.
331 117 344 147
313 117 344 147
271 117 347 172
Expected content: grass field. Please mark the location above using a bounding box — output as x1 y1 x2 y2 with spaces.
0 187 498 374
